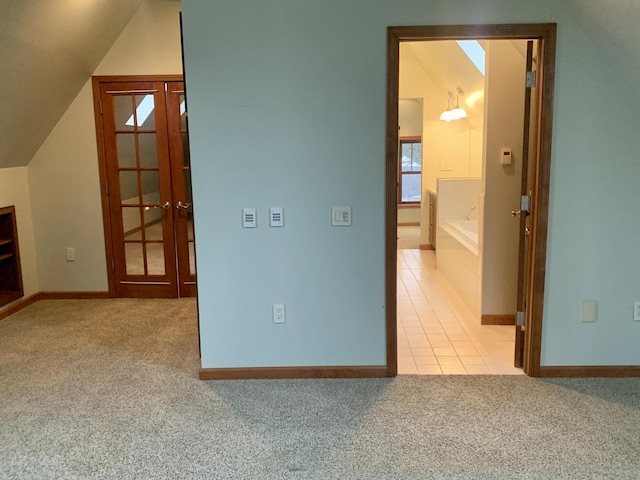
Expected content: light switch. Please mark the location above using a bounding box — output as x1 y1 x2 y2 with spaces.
270 208 284 227
332 206 352 226
242 208 257 228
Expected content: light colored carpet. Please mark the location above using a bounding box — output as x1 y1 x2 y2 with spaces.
1 299 639 479
397 226 420 250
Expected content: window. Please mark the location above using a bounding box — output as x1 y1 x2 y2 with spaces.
399 137 422 203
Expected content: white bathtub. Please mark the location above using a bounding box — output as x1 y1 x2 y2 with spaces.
441 219 479 256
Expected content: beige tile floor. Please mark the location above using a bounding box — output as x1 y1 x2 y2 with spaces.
397 249 523 375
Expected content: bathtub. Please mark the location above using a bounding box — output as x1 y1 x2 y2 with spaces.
440 219 479 256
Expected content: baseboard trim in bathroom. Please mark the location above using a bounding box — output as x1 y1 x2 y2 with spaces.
419 244 435 251
539 366 640 377
481 314 515 325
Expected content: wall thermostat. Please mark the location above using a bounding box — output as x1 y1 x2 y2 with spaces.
501 148 512 165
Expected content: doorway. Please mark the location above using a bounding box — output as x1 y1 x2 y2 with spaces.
92 76 196 298
386 24 556 377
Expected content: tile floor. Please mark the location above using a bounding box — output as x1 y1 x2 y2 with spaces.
397 248 523 375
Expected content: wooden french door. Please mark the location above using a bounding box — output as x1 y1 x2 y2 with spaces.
93 76 196 298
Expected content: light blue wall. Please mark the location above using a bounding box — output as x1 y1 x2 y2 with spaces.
182 0 640 369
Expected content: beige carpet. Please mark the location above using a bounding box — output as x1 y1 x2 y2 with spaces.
397 225 420 250
1 299 639 479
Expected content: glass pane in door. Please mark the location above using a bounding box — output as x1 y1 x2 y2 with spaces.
122 207 142 240
140 170 160 204
114 96 135 131
179 94 187 131
134 95 156 130
143 208 163 241
120 171 140 204
146 243 165 275
139 133 158 168
117 134 137 168
125 242 144 275
188 241 196 274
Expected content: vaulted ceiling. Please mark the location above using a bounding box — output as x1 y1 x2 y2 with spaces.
0 0 144 168
0 1 638 170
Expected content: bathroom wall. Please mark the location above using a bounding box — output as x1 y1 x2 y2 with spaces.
436 178 482 317
399 43 483 247
480 40 527 317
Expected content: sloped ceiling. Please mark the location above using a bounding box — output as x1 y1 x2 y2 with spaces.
404 41 487 129
0 0 144 168
1 0 638 170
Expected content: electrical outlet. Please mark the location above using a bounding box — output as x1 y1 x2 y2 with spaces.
634 301 640 321
273 304 285 324
66 247 75 262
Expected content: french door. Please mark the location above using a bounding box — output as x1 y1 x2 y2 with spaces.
93 76 196 298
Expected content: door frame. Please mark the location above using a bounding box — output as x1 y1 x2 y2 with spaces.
385 24 556 377
92 74 184 298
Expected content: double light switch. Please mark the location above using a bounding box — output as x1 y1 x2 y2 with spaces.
242 208 284 228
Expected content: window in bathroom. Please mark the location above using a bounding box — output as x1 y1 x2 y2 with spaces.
399 137 422 203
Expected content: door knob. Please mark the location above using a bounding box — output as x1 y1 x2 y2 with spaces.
176 201 192 210
153 201 171 210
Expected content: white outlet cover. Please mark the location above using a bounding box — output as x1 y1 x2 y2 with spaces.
634 301 640 321
581 300 597 323
273 304 286 324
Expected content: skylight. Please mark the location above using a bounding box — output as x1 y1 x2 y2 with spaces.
126 95 155 127
456 40 485 76
125 96 186 127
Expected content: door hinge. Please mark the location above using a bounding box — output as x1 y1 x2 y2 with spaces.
99 100 103 114
526 71 537 88
105 181 109 196
516 311 526 327
520 195 531 214
111 258 115 271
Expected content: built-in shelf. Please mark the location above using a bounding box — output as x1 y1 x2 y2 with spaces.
0 206 23 308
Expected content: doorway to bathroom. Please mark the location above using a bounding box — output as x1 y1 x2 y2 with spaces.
387 24 556 377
